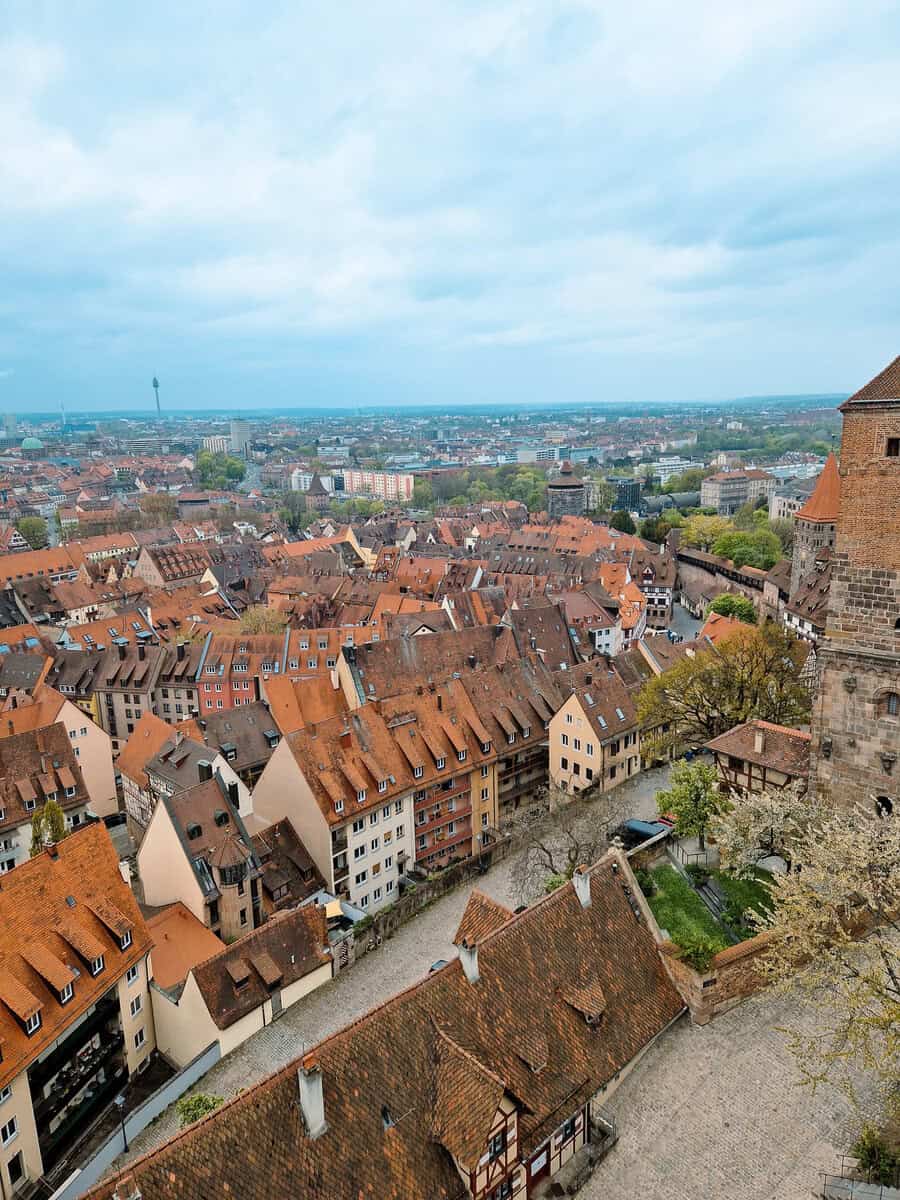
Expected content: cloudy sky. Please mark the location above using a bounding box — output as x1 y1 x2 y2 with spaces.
3 1 900 411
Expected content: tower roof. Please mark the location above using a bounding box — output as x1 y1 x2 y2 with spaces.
842 354 900 407
795 452 840 523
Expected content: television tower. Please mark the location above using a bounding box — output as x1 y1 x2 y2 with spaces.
152 376 161 418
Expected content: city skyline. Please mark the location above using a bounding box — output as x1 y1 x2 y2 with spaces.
3 2 900 411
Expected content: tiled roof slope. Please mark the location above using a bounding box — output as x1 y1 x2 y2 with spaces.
706 719 811 778
795 453 840 523
453 889 512 946
192 905 328 1029
89 854 683 1200
843 353 900 405
0 823 151 1090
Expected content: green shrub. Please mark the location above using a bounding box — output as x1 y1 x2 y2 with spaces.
176 1093 224 1128
544 873 567 895
675 932 722 972
853 1126 900 1185
634 867 656 897
685 864 709 885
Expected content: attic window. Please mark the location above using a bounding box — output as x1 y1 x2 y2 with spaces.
187 822 203 840
413 765 423 779
357 789 367 803
59 982 74 1005
381 1104 395 1129
481 740 491 753
120 930 132 951
616 708 626 721
90 955 104 977
25 1012 41 1036
457 749 467 762
378 780 388 794
436 756 446 770
507 732 516 744
522 726 531 738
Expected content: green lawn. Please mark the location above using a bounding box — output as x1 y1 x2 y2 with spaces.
712 868 773 921
646 866 729 966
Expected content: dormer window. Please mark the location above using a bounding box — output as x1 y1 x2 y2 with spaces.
522 726 530 739
457 749 467 762
481 741 491 754
413 765 423 779
335 799 344 813
507 732 516 744
24 799 36 812
357 789 367 803
378 780 388 794
436 757 445 770
65 786 76 798
25 1012 41 1036
90 955 104 977
187 822 202 840
59 982 74 1005
120 930 132 951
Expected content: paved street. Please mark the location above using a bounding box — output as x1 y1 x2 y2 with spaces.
114 756 861 1196
667 599 703 642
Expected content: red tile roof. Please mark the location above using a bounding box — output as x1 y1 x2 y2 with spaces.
88 853 683 1200
795 453 840 523
843 354 900 405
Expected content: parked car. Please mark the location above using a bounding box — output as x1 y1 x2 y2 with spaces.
612 819 672 850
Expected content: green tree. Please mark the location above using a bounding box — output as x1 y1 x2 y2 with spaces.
637 623 810 752
412 479 433 509
681 514 733 552
30 799 68 856
195 451 246 490
609 509 636 534
712 528 781 570
239 605 288 635
17 516 48 549
656 760 727 850
707 594 757 624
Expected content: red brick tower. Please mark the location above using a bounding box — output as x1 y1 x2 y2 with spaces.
810 356 900 810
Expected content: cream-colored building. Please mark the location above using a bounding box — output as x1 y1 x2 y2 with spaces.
548 664 641 795
0 825 154 1194
149 904 331 1070
0 684 117 818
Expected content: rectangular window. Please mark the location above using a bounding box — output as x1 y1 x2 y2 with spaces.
487 1129 506 1161
359 893 369 908
887 437 899 457
1 1116 17 1145
560 756 568 769
373 887 382 901
396 824 404 838
369 812 378 826
384 855 392 869
134 1028 146 1050
60 982 73 1004
481 764 489 777
382 806 391 819
25 1012 40 1035
126 964 139 986
0 1086 10 1105
355 871 367 885
370 837 379 851
566 713 573 724
573 738 581 751
130 995 142 1018
481 787 489 801
352 819 364 834
354 845 366 860
121 930 132 950
417 835 426 850
90 955 104 976
481 812 489 827
386 879 394 893
586 743 594 757
394 800 403 814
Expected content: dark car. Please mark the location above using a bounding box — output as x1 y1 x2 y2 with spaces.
612 819 671 850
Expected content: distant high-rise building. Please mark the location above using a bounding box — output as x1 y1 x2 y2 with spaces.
546 462 586 519
614 478 642 510
202 435 229 454
2 414 17 440
230 419 251 457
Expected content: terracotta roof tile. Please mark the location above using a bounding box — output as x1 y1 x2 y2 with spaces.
843 354 900 405
795 453 840 523
453 890 513 946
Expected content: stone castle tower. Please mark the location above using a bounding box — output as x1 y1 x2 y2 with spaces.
790 451 840 595
810 356 900 811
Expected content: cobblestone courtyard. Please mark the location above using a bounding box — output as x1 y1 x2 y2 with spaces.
116 762 859 1195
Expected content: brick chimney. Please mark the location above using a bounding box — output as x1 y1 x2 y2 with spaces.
298 1054 327 1138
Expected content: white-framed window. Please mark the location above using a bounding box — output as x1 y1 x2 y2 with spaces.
436 757 445 770
481 787 489 801
481 813 489 828
373 887 382 902
396 824 404 838
378 780 387 794
457 749 466 762
586 743 594 757
481 764 489 777
134 1028 146 1050
335 799 344 813
382 805 391 819
120 930 132 950
413 765 423 779
384 855 393 869
60 982 73 1005
369 812 378 826
25 1012 41 1036
561 733 569 746
386 879 394 893
356 789 366 804
355 870 367 885
90 955 104 977
370 837 379 851
566 713 573 724
0 1085 10 1105
126 964 139 986
352 818 364 834
354 845 366 860
573 738 581 751
394 800 403 814
359 894 369 908
507 732 516 744
1 1116 17 1145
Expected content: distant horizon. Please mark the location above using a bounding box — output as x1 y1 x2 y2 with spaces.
6 391 847 423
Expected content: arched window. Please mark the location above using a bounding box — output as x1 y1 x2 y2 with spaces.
881 691 900 718
875 795 894 818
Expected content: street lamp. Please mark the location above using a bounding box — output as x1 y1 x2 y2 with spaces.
114 1093 128 1152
